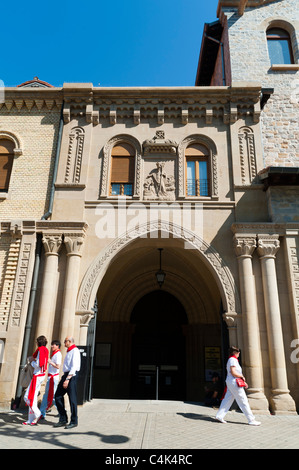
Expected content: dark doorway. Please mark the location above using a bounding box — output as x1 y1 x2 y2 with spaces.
130 290 188 400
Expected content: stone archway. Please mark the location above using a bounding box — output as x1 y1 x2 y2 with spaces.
77 220 241 336
76 220 240 400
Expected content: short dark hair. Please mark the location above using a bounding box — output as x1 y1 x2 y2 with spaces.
36 335 48 347
229 346 240 356
51 340 61 348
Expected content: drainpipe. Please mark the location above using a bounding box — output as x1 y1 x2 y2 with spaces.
13 101 64 408
205 33 226 86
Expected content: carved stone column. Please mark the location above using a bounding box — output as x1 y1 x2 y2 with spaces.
35 234 62 340
257 235 296 414
234 235 269 412
59 234 84 343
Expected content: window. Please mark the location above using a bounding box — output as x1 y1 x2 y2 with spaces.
0 139 15 192
267 28 294 65
110 142 135 196
185 144 209 196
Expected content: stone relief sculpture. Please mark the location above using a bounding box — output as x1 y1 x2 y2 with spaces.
142 132 177 200
143 162 175 200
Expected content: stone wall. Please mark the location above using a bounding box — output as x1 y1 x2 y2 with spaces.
218 0 299 167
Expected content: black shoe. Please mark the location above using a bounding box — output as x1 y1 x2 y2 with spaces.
64 422 78 429
53 421 67 428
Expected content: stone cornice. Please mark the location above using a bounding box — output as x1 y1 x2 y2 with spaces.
1 82 262 123
61 82 262 125
0 88 63 113
0 220 88 235
231 222 299 236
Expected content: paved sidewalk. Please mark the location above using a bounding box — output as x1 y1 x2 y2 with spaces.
0 399 299 450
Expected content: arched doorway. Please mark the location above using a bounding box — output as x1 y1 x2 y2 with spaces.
130 290 188 400
78 220 239 402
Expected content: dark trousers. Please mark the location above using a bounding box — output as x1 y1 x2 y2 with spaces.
55 372 78 424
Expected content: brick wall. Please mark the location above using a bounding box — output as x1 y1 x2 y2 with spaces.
0 101 61 220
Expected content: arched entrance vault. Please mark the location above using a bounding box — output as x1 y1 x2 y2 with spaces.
77 220 240 330
76 221 240 401
109 270 209 325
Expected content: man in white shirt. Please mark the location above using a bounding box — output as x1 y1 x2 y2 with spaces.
54 336 81 429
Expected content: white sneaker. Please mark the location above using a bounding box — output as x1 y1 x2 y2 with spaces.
249 420 261 426
215 417 227 424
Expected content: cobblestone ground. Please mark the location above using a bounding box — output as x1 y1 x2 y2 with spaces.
0 399 298 450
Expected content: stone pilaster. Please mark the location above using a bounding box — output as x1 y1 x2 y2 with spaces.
35 234 62 341
233 235 269 412
59 234 85 343
257 235 296 414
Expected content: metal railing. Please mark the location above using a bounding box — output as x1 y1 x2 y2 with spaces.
111 183 133 196
186 178 208 196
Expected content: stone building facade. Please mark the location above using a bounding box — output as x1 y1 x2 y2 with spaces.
0 0 298 414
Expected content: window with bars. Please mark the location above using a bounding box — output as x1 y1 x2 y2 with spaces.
185 144 209 197
0 139 15 192
110 143 135 196
267 27 294 65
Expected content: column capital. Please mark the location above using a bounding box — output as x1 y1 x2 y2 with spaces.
257 235 280 259
233 235 256 258
42 234 63 255
64 233 85 256
222 312 238 328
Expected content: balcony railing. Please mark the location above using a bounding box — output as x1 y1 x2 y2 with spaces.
111 183 133 196
186 179 209 196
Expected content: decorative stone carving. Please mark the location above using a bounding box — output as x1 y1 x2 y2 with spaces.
233 236 256 258
42 234 62 255
65 127 85 184
143 131 177 155
64 234 85 256
0 236 21 330
257 235 280 259
238 127 257 184
143 162 175 200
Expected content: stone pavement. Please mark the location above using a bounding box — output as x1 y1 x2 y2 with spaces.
0 399 299 450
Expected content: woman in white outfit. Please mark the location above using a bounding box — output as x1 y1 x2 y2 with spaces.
216 347 261 426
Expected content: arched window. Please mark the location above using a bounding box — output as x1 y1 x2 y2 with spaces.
185 144 209 196
267 27 294 64
110 142 135 196
0 139 15 192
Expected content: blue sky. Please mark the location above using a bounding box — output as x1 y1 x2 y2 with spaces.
2 0 219 88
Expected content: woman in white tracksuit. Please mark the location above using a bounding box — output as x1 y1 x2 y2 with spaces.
216 347 261 426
